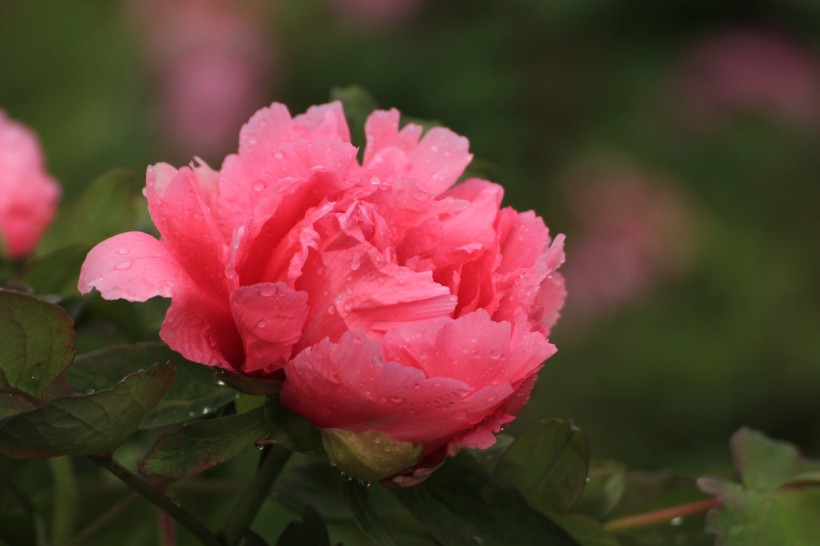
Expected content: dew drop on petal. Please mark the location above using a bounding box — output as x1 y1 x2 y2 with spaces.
117 248 129 255
273 151 284 159
257 320 266 329
114 260 133 271
252 181 265 192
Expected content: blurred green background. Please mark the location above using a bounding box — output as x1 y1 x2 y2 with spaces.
2 0 819 536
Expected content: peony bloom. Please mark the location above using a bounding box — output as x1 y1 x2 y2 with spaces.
0 111 61 258
79 102 565 482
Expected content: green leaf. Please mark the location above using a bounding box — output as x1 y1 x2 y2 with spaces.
392 454 579 546
16 243 91 296
0 363 174 458
140 406 268 479
67 342 237 428
215 368 282 396
0 289 76 398
343 480 399 546
330 85 378 151
275 462 350 522
730 427 820 491
705 487 820 546
573 460 626 520
262 396 324 455
550 514 619 546
493 419 589 514
276 506 331 546
39 169 138 254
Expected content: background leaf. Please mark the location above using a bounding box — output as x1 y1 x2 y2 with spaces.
0 289 76 398
16 243 92 296
139 407 268 479
276 506 331 546
493 418 589 514
572 460 626 520
393 454 579 546
0 363 174 458
67 342 236 428
262 397 324 455
730 427 820 491
343 480 398 546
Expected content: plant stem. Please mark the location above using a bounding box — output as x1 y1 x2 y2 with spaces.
89 454 222 546
219 445 292 546
67 491 140 546
604 498 720 532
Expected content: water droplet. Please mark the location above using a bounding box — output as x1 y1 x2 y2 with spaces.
357 479 372 488
431 145 439 152
247 135 258 145
201 406 211 415
327 304 337 315
252 181 265 192
117 248 129 255
273 151 284 159
340 472 353 482
259 285 275 297
86 388 95 395
257 320 266 328
388 396 405 404
350 254 362 271
114 260 133 271
670 517 684 526
216 380 226 386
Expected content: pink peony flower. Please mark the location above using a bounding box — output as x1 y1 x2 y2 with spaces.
79 102 565 481
677 27 820 127
0 111 61 258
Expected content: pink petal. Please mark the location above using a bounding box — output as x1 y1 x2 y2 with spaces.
78 231 188 301
230 282 310 374
144 164 230 297
281 330 514 448
382 310 552 389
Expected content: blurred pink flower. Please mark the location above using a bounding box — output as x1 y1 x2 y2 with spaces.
126 0 275 159
678 27 820 127
0 111 60 258
561 167 695 320
330 0 424 28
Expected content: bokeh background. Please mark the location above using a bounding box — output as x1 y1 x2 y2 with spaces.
2 0 819 529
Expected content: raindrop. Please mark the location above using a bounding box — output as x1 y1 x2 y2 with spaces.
85 388 95 395
259 285 275 297
273 151 284 159
388 396 405 405
114 261 133 271
357 479 372 488
252 181 265 192
430 145 439 153
350 254 362 271
327 304 337 315
257 320 267 329
117 248 129 255
340 472 353 482
216 380 226 386
201 406 211 415
670 517 684 526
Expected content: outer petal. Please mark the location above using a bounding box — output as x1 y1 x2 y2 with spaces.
230 282 309 374
281 330 513 447
78 231 188 301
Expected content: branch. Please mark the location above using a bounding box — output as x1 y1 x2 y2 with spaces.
604 498 720 532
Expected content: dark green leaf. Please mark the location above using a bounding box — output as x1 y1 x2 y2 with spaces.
0 363 174 458
343 479 398 546
139 407 268 479
215 368 282 396
275 463 350 522
730 427 820 491
262 396 324 455
393 454 579 546
550 514 619 546
67 342 236 428
0 289 76 398
276 506 331 546
39 169 138 253
493 419 589 514
705 487 820 546
0 513 37 546
573 460 626 520
16 243 91 296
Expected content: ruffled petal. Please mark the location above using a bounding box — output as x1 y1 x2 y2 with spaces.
281 330 513 447
230 282 310 374
78 231 189 301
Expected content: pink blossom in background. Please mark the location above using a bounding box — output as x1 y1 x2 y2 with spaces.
330 0 425 28
0 111 61 258
677 27 820 127
79 102 565 483
126 0 275 160
561 166 695 322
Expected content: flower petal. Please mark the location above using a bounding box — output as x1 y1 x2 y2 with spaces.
230 282 310 374
78 231 188 301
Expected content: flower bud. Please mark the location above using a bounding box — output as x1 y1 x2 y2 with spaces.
321 428 422 482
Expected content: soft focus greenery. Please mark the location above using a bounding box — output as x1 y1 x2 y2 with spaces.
2 1 819 544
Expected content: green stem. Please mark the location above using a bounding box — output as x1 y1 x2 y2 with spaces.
604 498 720 532
89 454 222 546
219 445 292 546
67 491 140 546
49 456 79 546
